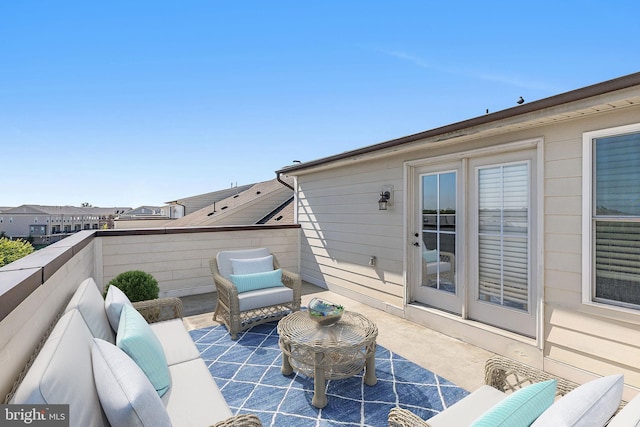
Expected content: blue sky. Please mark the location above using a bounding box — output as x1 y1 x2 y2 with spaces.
2 1 639 208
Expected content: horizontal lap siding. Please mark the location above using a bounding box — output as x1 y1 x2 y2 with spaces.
544 107 640 388
297 158 405 307
99 228 299 296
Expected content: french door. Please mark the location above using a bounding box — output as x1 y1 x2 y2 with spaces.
412 163 462 315
467 153 538 337
410 147 539 337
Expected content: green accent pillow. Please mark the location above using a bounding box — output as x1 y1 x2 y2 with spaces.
116 304 171 396
470 379 557 427
230 269 284 293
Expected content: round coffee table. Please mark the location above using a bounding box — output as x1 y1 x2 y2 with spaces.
277 310 378 408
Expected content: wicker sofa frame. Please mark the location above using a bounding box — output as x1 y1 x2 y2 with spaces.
388 355 626 427
209 253 302 340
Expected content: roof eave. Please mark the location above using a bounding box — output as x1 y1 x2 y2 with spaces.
276 71 640 175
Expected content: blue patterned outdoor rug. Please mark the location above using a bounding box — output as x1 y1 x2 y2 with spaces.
189 322 469 427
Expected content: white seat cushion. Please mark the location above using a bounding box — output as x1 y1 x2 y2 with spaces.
65 277 115 343
216 248 271 279
162 358 233 427
531 374 623 427
231 254 273 275
425 261 451 276
238 286 294 311
426 385 506 427
150 318 201 366
92 338 171 427
104 285 133 332
608 391 640 426
10 309 110 427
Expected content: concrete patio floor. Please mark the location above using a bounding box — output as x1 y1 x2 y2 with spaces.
180 282 495 393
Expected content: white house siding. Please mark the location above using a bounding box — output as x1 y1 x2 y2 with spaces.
297 158 405 309
543 106 640 393
98 227 299 297
294 101 640 392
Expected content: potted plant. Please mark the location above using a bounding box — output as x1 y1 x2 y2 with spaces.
104 270 159 302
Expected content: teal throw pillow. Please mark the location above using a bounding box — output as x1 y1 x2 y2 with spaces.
470 379 557 427
116 304 171 396
230 269 284 293
423 249 438 263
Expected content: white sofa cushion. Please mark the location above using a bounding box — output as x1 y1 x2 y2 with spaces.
92 338 171 427
531 374 623 427
117 304 171 397
231 254 274 275
65 277 115 343
425 261 452 276
238 285 294 311
10 309 109 427
216 247 271 279
162 358 233 427
608 391 640 426
150 318 201 366
426 385 506 427
105 285 133 332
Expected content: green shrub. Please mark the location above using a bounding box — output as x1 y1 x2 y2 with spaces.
104 270 159 302
0 237 35 267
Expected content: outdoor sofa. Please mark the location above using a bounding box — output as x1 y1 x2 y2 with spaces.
389 355 640 426
6 277 261 427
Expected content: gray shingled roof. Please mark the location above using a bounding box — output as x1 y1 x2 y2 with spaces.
164 177 293 227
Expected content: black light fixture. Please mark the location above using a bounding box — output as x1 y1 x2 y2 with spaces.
378 191 391 210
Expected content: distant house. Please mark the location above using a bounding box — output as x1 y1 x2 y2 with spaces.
165 184 254 218
0 205 131 243
277 72 640 390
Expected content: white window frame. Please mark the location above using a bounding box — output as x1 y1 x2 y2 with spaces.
582 122 640 310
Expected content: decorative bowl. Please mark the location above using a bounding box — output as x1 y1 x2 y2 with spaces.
308 298 344 326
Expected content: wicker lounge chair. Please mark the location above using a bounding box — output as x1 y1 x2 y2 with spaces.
388 355 627 427
210 248 301 339
422 250 455 286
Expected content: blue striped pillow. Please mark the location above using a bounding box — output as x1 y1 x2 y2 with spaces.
230 269 284 293
470 379 557 426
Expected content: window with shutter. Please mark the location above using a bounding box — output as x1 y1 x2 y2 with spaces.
591 130 640 307
478 163 529 311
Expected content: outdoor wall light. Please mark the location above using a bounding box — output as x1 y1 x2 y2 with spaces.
378 185 394 210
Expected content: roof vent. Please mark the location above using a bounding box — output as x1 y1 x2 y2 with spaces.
256 191 261 195
221 206 228 210
275 215 283 221
207 212 214 216
233 195 239 198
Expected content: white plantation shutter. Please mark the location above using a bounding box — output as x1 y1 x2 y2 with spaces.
478 163 529 311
